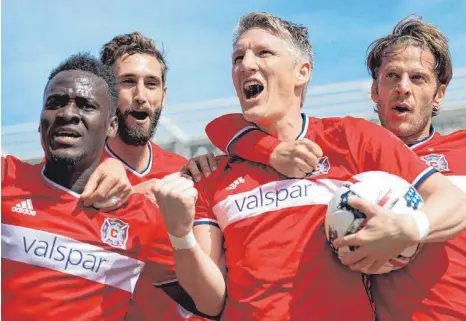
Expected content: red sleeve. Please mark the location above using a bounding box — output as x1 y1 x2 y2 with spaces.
193 179 220 229
343 117 436 188
206 114 280 165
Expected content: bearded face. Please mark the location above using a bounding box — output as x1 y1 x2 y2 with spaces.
116 106 162 146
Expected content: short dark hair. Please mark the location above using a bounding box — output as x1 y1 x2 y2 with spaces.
100 32 168 86
47 52 119 116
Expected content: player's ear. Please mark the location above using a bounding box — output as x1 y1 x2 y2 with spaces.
295 60 311 87
107 115 118 138
370 81 378 104
432 83 446 113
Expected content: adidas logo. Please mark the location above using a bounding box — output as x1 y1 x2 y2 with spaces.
226 177 245 191
11 199 36 216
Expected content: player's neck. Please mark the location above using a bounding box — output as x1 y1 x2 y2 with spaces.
43 157 101 194
256 110 303 143
400 124 432 146
106 136 150 172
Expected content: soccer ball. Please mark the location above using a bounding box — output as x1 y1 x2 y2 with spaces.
325 171 423 274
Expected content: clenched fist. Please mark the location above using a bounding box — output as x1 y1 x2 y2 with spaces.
270 138 323 178
151 172 198 237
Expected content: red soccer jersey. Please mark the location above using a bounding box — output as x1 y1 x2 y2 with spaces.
1 155 172 321
196 115 434 321
103 141 210 321
206 115 466 321
372 129 466 321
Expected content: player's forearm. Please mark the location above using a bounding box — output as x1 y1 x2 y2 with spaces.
174 245 226 316
420 187 466 242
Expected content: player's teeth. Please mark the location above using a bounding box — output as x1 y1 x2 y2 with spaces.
57 136 78 142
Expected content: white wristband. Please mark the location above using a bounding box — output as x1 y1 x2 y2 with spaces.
411 210 430 241
168 231 197 251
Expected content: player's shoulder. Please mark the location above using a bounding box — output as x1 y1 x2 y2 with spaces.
194 155 235 190
441 129 466 143
422 129 466 152
150 141 187 165
314 115 376 132
2 155 41 184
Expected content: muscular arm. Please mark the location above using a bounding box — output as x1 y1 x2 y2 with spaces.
417 172 466 242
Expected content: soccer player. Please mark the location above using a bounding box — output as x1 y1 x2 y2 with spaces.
1 53 171 320
90 32 216 320
204 16 466 320
151 12 466 321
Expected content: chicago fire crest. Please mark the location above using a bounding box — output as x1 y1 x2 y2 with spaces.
420 154 449 172
101 218 130 250
307 156 330 177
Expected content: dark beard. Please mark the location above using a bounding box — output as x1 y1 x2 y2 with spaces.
50 153 83 166
116 107 162 146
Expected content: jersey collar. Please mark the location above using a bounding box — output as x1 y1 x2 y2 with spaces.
296 113 309 140
408 125 436 150
104 141 153 177
41 166 81 199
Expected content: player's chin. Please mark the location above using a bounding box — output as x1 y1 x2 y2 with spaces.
242 105 264 123
49 149 84 165
384 122 409 137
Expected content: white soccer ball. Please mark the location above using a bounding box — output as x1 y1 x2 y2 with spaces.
325 171 423 274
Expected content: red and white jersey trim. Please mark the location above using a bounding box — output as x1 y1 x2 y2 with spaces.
412 167 437 189
226 126 257 156
41 167 80 198
2 224 145 293
104 142 153 178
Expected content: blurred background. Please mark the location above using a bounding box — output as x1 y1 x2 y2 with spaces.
2 0 465 162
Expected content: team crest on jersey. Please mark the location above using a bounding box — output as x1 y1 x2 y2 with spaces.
420 154 449 172
101 218 130 250
307 156 330 177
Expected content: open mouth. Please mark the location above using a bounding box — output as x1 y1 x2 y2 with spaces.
392 106 410 113
52 131 82 144
129 111 150 122
243 80 264 100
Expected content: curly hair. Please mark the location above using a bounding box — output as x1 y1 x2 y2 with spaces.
100 32 168 86
47 52 119 116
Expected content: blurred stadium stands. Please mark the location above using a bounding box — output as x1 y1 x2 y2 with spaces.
3 67 465 163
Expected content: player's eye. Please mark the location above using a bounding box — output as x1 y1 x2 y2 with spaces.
45 96 67 109
121 79 136 85
233 55 244 64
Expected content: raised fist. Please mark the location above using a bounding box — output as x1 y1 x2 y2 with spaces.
151 172 198 237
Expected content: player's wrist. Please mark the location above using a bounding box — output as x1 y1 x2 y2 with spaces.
399 210 431 243
168 229 197 251
269 142 286 170
410 210 431 242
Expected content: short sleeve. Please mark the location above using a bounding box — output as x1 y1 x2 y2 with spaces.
193 180 220 229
